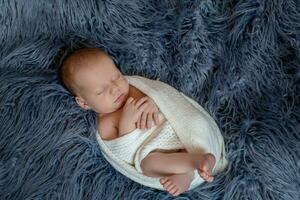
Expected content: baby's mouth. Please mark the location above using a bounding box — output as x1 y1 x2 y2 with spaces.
114 94 124 103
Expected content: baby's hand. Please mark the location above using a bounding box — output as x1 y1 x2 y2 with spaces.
135 96 160 129
119 97 148 135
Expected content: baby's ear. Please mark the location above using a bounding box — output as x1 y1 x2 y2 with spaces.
75 96 90 110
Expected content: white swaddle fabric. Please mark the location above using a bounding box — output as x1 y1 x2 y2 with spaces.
96 75 228 191
102 111 185 171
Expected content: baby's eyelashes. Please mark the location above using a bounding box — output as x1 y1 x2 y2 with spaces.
97 91 104 95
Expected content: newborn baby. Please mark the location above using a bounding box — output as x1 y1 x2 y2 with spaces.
59 47 216 196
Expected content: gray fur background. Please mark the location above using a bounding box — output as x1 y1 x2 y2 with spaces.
0 0 299 199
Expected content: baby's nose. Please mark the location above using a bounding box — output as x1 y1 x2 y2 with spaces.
110 84 120 94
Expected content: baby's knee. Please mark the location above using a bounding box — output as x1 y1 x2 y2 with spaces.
140 155 156 176
140 157 150 174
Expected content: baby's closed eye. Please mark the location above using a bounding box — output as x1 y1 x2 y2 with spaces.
97 90 104 95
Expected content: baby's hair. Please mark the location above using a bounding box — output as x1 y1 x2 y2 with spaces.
58 47 105 96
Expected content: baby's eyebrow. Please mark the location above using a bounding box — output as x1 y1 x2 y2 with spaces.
95 85 105 93
96 88 104 92
95 72 119 93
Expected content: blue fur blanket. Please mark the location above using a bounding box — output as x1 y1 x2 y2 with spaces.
0 0 299 199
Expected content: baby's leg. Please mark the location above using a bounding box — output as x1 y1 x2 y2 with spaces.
141 149 216 196
140 149 216 181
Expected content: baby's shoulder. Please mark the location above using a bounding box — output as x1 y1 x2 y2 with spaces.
98 112 118 127
98 109 122 127
97 114 119 140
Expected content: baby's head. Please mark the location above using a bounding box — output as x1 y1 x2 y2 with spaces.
59 47 129 116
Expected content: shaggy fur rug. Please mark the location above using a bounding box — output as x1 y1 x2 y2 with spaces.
0 0 299 199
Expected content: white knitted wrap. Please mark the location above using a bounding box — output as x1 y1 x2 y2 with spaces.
96 75 228 190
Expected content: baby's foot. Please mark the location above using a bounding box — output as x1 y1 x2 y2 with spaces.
159 170 194 197
197 153 216 182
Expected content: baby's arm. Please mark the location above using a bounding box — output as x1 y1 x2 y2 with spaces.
98 117 118 140
118 116 136 136
118 96 150 136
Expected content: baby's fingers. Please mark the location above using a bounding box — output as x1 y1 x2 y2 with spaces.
126 97 134 104
146 112 153 129
140 111 148 129
137 101 149 113
135 97 148 108
153 112 159 125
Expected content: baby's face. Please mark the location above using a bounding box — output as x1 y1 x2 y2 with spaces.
74 53 129 116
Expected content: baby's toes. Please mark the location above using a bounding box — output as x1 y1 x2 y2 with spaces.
203 173 210 180
198 171 210 181
199 171 207 178
169 187 179 196
163 180 172 189
172 188 182 197
159 177 167 185
207 176 214 182
166 182 176 191
160 178 170 186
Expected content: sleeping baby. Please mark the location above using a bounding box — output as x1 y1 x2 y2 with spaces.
59 47 220 197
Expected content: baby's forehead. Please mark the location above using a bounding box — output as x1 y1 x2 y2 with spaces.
62 48 117 81
73 58 116 80
66 50 97 66
64 52 100 73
